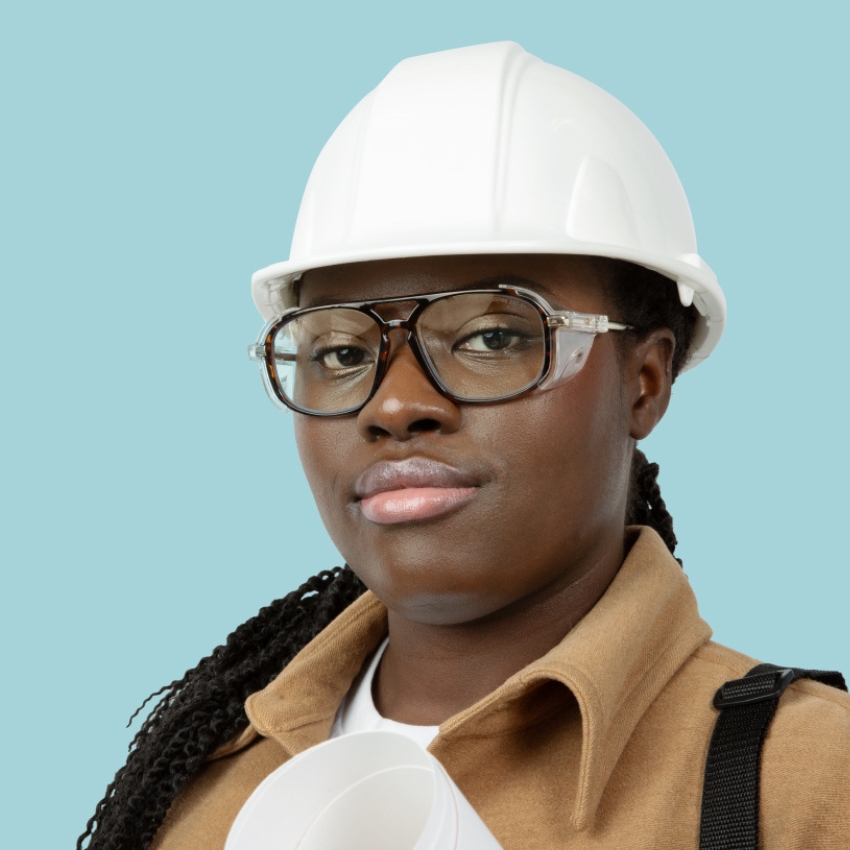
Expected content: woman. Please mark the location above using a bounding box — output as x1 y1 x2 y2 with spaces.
80 43 849 850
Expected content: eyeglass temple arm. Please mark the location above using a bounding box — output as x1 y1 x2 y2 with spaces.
546 314 631 333
248 344 297 362
495 284 630 333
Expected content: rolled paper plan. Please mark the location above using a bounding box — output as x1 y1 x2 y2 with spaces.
225 730 504 850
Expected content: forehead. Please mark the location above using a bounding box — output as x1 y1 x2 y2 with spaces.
297 254 611 312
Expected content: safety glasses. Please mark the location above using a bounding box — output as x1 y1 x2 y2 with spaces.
248 285 631 416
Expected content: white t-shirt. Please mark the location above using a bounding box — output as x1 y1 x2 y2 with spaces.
330 638 439 750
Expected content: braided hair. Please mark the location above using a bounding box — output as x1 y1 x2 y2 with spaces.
78 569 367 850
78 260 697 850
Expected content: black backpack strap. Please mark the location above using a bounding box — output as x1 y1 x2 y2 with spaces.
698 663 847 850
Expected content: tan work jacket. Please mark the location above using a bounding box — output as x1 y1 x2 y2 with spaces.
152 529 850 849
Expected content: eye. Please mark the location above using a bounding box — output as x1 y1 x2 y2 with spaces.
310 345 371 370
455 325 532 353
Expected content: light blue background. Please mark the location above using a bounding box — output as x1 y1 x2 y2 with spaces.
2 2 848 846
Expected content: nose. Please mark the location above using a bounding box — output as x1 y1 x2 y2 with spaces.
356 329 463 441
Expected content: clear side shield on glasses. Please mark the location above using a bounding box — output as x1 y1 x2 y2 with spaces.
537 328 597 391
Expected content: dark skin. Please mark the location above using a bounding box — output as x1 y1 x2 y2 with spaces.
294 254 674 725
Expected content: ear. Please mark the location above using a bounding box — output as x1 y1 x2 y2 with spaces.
624 329 675 441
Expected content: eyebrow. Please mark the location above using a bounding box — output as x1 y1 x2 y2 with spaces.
303 273 559 307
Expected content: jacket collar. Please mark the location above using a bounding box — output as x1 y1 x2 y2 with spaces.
244 527 711 829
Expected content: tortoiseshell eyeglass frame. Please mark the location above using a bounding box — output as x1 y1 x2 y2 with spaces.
247 284 631 417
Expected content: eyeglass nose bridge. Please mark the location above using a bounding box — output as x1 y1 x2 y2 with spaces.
366 300 422 345
382 317 413 332
367 312 455 405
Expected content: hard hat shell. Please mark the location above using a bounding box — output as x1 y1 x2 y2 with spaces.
252 42 725 369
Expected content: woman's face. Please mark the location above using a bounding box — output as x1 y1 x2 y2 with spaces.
294 254 666 627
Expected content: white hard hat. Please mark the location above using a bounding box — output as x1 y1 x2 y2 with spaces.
252 42 725 369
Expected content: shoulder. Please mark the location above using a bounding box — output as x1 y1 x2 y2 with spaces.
679 641 850 847
676 639 849 707
683 639 850 725
680 640 850 751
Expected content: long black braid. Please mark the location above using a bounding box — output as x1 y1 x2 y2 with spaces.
77 569 367 850
79 260 697 850
627 447 680 562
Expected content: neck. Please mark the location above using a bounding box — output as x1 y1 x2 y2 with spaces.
372 534 627 726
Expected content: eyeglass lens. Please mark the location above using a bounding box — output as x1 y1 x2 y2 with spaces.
270 292 547 414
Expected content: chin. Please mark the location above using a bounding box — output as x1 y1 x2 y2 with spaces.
366 580 508 626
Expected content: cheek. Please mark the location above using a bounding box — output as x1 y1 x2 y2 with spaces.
293 416 352 536
457 373 626 580
515 354 631 533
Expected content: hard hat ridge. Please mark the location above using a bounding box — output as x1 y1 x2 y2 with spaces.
253 42 725 369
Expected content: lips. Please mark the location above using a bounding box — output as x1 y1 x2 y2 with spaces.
354 457 480 525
